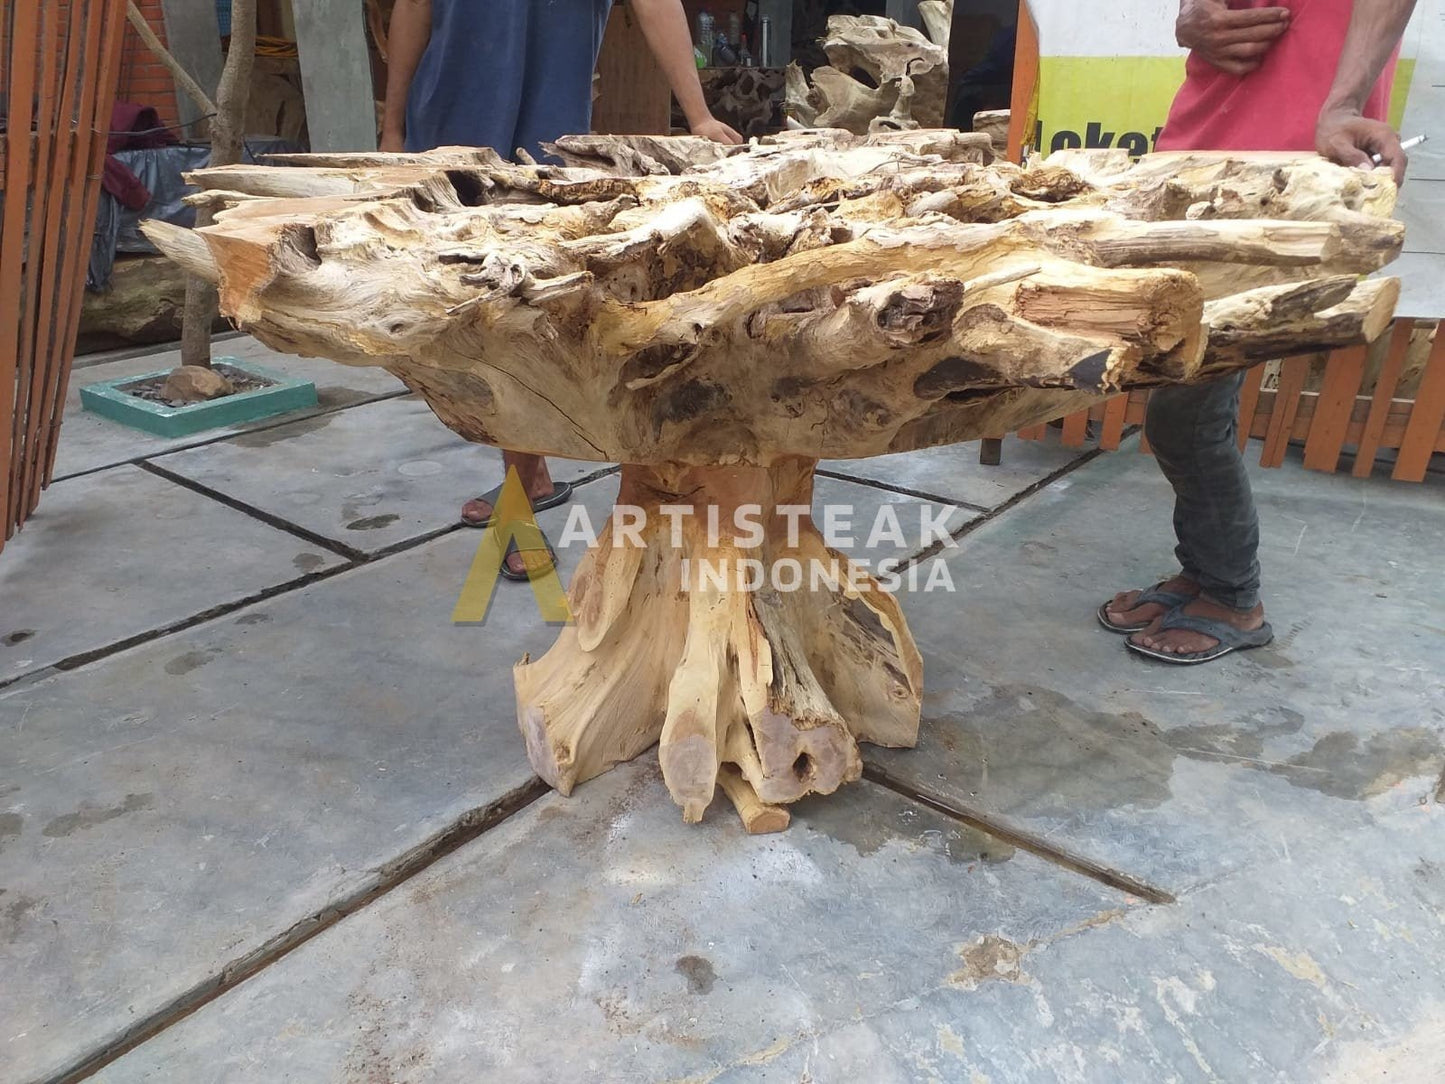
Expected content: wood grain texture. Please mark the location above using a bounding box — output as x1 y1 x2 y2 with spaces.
140 135 1410 823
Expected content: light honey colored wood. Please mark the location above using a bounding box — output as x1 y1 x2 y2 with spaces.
144 135 1405 825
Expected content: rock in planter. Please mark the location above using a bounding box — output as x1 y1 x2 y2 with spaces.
162 364 236 404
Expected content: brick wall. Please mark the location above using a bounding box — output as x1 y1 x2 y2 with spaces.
116 0 184 131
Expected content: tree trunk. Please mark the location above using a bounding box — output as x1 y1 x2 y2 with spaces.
178 0 257 367
514 459 922 826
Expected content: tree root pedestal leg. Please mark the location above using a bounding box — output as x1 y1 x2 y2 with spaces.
514 457 923 830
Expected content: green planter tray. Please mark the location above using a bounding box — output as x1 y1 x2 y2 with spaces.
80 358 318 438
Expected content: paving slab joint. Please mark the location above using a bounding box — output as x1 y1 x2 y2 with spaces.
899 443 1110 569
43 777 551 1084
137 460 367 561
863 764 1176 905
812 467 994 515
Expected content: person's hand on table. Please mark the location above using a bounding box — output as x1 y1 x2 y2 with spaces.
689 115 744 145
1317 109 1408 184
1176 0 1291 76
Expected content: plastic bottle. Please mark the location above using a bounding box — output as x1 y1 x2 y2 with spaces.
696 11 715 67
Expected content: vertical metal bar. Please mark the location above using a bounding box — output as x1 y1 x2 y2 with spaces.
0 0 41 540
1060 407 1089 446
1352 321 1412 478
1259 354 1313 468
1235 363 1265 453
1098 394 1128 450
11 0 76 524
38 0 127 501
1301 344 1367 473
0 0 11 544
1391 326 1445 483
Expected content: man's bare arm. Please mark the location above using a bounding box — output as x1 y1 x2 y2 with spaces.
628 0 742 144
380 0 432 152
1316 0 1418 182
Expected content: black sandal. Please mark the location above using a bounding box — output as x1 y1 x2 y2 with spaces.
460 480 573 529
1096 581 1197 634
1125 608 1274 665
498 530 559 582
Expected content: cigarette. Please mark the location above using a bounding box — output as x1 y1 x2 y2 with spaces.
1373 134 1427 164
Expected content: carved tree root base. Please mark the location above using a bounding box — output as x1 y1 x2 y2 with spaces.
514 459 923 831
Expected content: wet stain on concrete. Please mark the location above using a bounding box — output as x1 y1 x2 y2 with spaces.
0 812 21 852
2 629 35 646
236 611 272 626
339 496 383 523
927 685 1443 811
232 411 333 448
1411 859 1445 910
346 513 400 531
675 954 716 995
293 552 327 572
925 686 1177 815
165 648 221 676
1018 540 1058 566
1247 645 1296 669
1165 706 1305 763
3 892 39 941
1271 729 1445 799
796 788 1015 864
949 934 1028 989
42 792 154 838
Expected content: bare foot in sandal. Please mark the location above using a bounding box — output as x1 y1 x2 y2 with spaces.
1129 595 1268 660
1100 575 1200 633
461 452 563 528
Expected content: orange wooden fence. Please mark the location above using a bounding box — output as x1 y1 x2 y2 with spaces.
1 0 128 554
994 320 1445 482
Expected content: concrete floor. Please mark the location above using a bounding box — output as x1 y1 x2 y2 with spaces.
2 339 1443 1083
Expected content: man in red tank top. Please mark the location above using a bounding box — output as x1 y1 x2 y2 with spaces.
1099 0 1417 664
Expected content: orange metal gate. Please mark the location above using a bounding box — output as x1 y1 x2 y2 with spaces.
1 0 128 554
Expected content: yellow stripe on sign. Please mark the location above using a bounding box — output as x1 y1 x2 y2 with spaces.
1034 54 1419 157
1033 56 1186 157
453 467 573 625
1389 57 1415 132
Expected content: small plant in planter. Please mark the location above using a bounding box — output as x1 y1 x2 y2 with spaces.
80 359 317 438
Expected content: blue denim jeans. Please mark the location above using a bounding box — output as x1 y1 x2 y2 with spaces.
1143 371 1261 611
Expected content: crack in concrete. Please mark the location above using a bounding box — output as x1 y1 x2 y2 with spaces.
45 777 551 1084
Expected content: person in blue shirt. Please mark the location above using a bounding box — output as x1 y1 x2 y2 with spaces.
381 0 741 578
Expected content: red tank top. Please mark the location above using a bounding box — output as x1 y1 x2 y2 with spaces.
1156 0 1397 153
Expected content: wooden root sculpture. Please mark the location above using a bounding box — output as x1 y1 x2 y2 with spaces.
786 13 950 134
145 131 1402 831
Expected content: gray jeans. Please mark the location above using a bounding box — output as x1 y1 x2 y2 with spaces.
1143 371 1261 611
